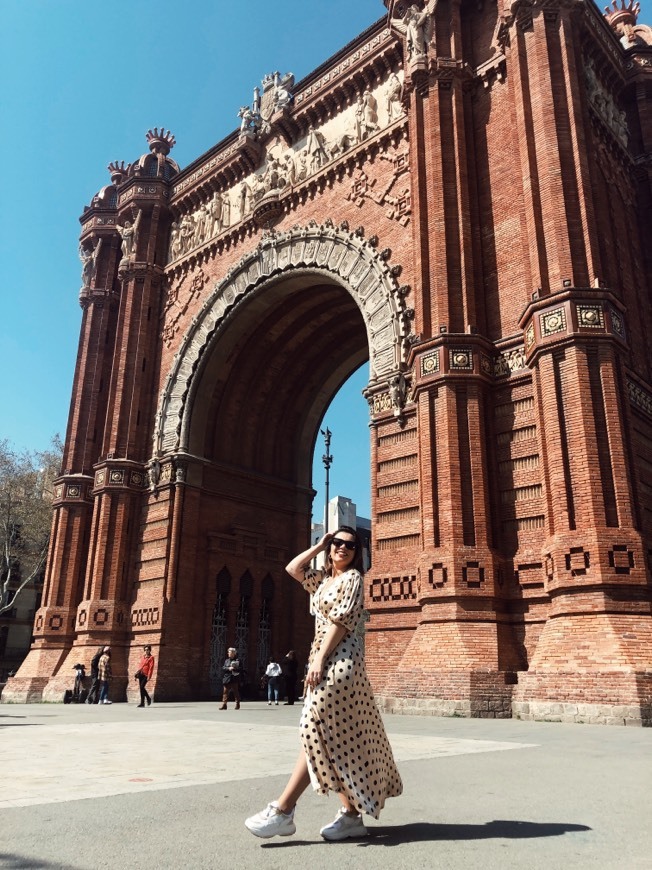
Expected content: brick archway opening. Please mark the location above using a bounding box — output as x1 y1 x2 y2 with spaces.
171 272 371 697
186 271 369 484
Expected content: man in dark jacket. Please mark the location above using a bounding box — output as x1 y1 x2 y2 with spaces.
282 650 299 705
86 646 104 704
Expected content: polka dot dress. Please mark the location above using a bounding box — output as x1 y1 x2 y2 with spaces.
300 567 403 819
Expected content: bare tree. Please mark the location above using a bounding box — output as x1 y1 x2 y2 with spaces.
0 437 62 616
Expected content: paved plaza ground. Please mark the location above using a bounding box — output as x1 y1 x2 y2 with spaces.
1 700 650 869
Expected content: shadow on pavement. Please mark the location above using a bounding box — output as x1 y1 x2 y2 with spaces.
0 855 79 869
364 820 592 844
261 819 591 848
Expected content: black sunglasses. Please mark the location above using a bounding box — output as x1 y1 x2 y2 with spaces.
331 537 356 551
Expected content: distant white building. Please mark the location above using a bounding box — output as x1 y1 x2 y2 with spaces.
311 495 371 572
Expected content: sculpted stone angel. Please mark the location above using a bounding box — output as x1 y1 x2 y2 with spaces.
393 1 437 61
79 238 102 289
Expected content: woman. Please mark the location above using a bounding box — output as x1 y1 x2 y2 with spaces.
265 657 282 705
245 527 402 841
135 645 155 707
220 647 241 710
98 646 112 705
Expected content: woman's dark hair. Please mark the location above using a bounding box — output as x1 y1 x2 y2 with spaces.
325 525 364 574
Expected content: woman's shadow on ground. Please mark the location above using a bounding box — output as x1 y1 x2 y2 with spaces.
262 819 591 848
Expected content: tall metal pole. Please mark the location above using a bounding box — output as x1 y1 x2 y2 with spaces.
321 427 333 534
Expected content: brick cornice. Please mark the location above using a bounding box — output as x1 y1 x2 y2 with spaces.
91 459 148 494
518 286 628 364
52 474 94 506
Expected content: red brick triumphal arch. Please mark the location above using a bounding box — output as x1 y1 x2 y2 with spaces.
5 0 652 723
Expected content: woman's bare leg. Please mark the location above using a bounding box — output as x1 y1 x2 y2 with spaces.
337 793 357 814
276 750 311 813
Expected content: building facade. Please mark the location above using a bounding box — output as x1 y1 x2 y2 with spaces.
4 0 652 723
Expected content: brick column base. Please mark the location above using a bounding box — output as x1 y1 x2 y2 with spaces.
512 672 652 726
1 644 72 703
1 677 50 703
376 670 515 718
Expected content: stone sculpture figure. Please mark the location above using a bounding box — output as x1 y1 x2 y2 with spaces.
209 191 223 237
239 105 259 135
272 71 293 110
284 153 296 186
79 238 102 289
238 182 251 219
168 222 182 261
388 373 407 417
393 1 436 61
354 96 365 143
306 125 331 173
116 209 142 260
386 72 404 121
194 203 208 247
221 193 231 228
179 214 194 255
295 150 308 182
263 155 288 193
362 90 379 138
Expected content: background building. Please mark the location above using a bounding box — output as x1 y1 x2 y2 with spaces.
4 1 652 725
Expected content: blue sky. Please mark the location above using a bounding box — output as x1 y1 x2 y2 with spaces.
0 0 382 519
0 1 649 522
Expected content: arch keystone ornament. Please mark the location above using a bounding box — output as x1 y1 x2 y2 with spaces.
5 2 652 724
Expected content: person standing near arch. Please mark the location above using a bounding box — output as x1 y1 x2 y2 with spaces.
282 649 299 705
220 648 241 710
98 646 112 705
134 645 155 707
245 527 402 841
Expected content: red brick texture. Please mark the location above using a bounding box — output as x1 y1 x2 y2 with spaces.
5 4 652 724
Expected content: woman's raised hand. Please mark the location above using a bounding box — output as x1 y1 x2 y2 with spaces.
318 533 333 551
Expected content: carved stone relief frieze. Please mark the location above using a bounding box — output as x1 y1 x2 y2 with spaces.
584 58 629 148
162 268 207 348
494 346 528 378
167 70 407 265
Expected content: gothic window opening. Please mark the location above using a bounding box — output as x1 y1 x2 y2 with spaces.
209 567 231 697
235 570 253 678
256 573 275 681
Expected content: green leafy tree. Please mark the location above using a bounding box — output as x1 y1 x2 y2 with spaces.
0 438 62 616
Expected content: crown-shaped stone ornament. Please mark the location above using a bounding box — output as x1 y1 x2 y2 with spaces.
604 0 640 27
107 160 129 184
146 128 176 156
603 0 652 46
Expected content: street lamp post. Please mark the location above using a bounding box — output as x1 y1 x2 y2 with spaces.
321 427 333 534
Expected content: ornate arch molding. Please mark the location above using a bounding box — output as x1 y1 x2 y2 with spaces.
154 220 412 456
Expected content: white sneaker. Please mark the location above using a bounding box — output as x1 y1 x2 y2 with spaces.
102 700 112 705
320 808 367 841
245 802 296 839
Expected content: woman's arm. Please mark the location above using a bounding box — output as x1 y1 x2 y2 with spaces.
285 533 332 581
304 621 348 689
